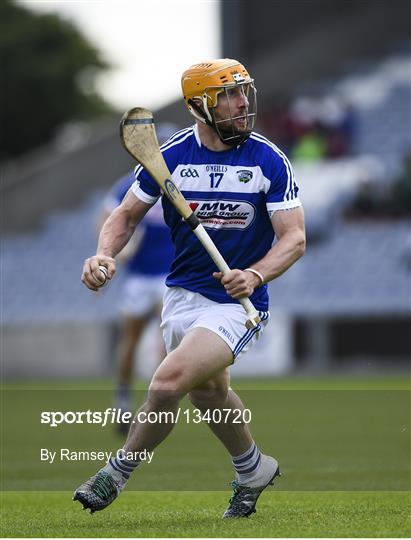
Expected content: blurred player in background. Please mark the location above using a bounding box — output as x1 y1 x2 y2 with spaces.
100 174 174 427
76 59 305 518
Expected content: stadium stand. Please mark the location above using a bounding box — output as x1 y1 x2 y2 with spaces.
2 192 122 325
3 188 409 324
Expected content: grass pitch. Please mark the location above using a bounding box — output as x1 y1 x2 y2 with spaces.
1 491 410 537
1 375 410 537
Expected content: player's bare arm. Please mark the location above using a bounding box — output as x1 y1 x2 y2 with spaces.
97 211 144 265
214 206 306 299
81 191 152 291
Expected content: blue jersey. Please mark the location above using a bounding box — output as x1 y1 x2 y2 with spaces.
105 173 174 276
131 125 301 310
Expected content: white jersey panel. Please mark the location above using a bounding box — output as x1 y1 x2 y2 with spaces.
171 164 271 194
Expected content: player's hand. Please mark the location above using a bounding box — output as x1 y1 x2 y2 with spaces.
213 269 259 299
81 255 116 291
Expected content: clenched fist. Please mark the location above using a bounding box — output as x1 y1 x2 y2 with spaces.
81 255 116 291
212 268 261 299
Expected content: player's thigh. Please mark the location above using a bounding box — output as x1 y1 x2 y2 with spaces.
150 327 233 396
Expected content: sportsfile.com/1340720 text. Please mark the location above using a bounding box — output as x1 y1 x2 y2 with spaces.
40 408 252 428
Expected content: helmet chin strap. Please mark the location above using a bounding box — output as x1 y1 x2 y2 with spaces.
187 99 213 127
187 98 250 147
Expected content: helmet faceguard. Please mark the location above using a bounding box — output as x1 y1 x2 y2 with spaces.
208 82 257 145
182 59 257 146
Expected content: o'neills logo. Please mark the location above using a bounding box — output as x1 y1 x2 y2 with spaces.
187 199 256 230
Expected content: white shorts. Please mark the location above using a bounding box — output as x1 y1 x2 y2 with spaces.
119 274 167 317
161 287 270 361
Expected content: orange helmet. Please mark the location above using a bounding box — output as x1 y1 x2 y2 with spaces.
181 59 257 145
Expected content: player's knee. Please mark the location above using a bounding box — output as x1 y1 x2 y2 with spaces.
189 380 229 408
148 368 186 406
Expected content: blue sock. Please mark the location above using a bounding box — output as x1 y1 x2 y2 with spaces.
116 383 131 410
107 449 140 480
232 442 262 482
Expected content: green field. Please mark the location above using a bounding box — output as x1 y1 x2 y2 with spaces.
1 491 409 538
1 376 410 537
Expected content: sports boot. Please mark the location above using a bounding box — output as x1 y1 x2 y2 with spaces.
223 455 280 518
73 470 127 513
